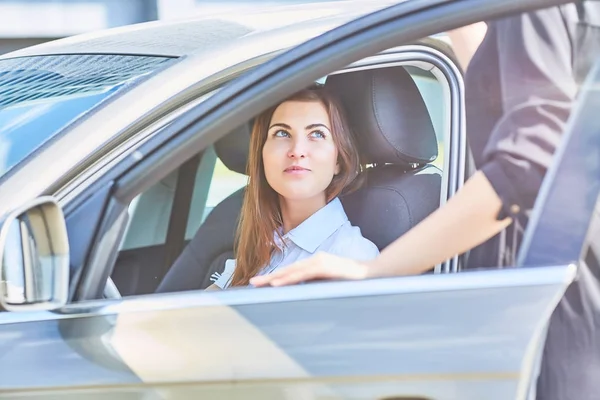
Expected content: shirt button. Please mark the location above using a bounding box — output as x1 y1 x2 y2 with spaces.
510 204 521 215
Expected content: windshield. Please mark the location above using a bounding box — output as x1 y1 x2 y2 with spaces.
0 54 174 177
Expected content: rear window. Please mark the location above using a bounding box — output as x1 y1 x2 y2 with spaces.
0 54 174 177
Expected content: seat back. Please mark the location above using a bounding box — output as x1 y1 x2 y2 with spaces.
326 67 442 250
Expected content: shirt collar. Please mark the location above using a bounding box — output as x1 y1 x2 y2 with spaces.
280 197 349 253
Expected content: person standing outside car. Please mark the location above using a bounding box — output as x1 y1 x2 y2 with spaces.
251 0 599 295
252 3 600 399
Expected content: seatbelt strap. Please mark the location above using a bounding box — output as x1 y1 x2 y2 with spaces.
162 153 203 277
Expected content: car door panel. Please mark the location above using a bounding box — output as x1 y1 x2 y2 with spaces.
0 314 139 395
0 266 573 399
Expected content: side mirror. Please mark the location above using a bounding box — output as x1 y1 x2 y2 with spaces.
0 197 69 312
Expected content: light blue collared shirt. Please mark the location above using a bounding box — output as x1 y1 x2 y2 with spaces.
214 197 379 289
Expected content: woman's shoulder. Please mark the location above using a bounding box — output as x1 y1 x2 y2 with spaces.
327 221 380 260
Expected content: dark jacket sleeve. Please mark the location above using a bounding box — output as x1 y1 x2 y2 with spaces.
479 6 578 219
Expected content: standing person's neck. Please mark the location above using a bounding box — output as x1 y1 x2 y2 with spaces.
280 195 327 234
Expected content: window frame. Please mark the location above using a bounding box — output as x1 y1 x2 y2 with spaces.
118 145 222 252
91 45 464 300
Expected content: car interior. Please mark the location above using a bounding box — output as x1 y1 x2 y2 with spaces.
110 64 448 296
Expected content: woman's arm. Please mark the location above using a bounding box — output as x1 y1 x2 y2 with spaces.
250 171 511 287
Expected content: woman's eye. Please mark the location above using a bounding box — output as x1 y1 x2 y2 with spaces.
309 130 326 139
273 130 290 138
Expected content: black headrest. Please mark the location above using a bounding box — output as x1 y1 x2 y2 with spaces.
325 67 438 165
214 122 251 175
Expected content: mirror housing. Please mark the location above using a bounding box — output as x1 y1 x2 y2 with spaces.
0 197 69 312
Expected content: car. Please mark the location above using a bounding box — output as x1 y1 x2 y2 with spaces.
0 0 596 398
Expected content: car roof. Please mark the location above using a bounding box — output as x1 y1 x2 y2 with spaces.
0 0 401 60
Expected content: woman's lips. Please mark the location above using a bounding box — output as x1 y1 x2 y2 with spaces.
284 166 311 174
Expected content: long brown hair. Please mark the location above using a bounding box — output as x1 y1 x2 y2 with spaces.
230 85 362 287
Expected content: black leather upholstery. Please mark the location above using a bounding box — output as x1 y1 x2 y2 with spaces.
327 67 442 250
326 67 438 165
341 165 441 250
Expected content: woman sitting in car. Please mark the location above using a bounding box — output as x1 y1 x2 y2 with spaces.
208 85 379 289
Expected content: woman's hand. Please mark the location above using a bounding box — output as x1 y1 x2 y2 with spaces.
249 252 370 287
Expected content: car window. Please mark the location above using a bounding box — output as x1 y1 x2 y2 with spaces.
187 150 248 239
0 54 174 179
119 170 177 251
119 68 444 249
119 145 248 251
114 143 247 295
112 65 449 296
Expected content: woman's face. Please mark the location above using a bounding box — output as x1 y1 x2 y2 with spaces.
262 100 340 203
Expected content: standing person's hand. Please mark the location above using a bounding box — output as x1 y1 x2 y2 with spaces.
249 252 370 287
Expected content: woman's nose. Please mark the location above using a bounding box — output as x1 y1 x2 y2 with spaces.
287 139 307 158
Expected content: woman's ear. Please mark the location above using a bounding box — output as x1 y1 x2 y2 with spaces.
334 162 341 175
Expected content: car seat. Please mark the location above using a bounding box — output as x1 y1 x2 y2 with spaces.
326 66 442 250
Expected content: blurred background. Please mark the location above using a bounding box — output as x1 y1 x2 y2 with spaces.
0 0 334 55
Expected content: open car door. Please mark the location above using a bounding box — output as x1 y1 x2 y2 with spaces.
517 51 600 399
